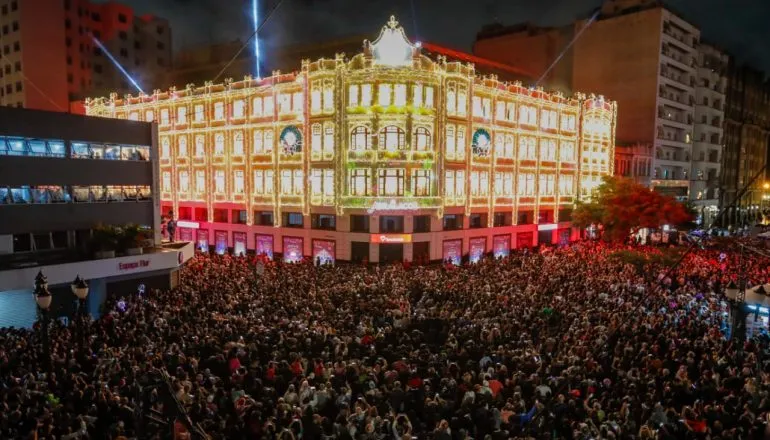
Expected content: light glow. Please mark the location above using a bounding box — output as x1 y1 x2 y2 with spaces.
90 34 145 95
252 0 261 78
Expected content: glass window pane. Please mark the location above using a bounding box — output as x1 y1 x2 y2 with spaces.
104 145 121 159
48 141 65 156
90 145 104 159
28 140 46 154
8 138 25 154
0 137 7 154
72 143 90 158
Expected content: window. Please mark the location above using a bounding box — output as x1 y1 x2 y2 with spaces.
310 169 334 197
252 129 273 154
518 173 535 196
560 141 575 162
378 169 405 196
194 104 204 122
495 134 514 158
380 216 404 233
160 138 170 158
283 212 304 228
233 100 245 118
311 214 336 230
445 170 465 199
264 96 274 115
414 215 431 233
413 170 431 196
233 170 245 193
195 170 206 192
233 131 244 155
348 84 359 106
128 112 139 121
413 83 423 107
539 174 555 195
494 172 513 196
560 114 576 131
323 124 334 154
518 137 536 160
280 169 304 195
278 93 291 114
443 214 463 231
540 109 558 129
470 171 489 196
178 136 188 157
349 169 370 196
311 85 321 113
13 41 20 52
160 109 169 125
361 84 372 106
177 106 187 124
457 89 467 116
350 215 370 232
469 213 487 229
379 126 405 151
213 170 226 193
559 175 574 195
162 172 171 192
350 126 371 150
145 110 154 122
425 86 434 107
214 102 225 120
292 92 303 113
540 139 556 161
252 97 263 116
378 83 392 106
253 169 274 195
322 84 333 111
179 171 190 192
519 105 537 125
394 84 406 106
445 125 465 160
472 96 482 117
447 87 456 114
214 134 225 155
195 135 205 157
414 127 431 151
495 101 506 121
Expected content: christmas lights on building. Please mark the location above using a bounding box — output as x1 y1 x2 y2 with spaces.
85 16 617 264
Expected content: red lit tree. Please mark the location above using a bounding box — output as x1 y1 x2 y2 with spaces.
572 176 692 241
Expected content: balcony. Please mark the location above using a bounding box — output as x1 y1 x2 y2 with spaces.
659 69 694 90
661 49 695 71
658 89 693 110
662 24 697 50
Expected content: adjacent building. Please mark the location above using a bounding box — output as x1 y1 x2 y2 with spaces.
0 0 171 111
0 105 192 328
614 143 654 186
475 0 700 202
722 63 770 226
86 17 616 264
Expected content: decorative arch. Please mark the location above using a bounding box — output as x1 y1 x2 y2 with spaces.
413 126 431 151
472 128 491 157
379 125 405 151
280 125 303 154
350 126 371 151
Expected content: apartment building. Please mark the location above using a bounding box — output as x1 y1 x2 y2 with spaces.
475 0 701 202
691 43 727 225
0 0 171 111
614 143 654 186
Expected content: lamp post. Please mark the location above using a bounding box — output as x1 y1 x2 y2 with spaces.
33 271 52 373
70 275 89 358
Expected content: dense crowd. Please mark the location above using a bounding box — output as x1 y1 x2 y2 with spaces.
2 240 770 439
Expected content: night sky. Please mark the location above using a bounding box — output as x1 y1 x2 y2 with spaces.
100 0 770 73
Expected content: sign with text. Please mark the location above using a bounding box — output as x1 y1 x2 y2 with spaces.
371 234 412 244
493 234 511 259
256 234 274 260
233 232 247 256
118 259 150 271
313 240 336 265
367 200 420 214
469 237 486 263
443 239 462 266
283 237 304 263
214 231 228 255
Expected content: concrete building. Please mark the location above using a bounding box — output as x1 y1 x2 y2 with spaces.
691 43 727 226
475 0 702 202
722 63 770 227
0 106 192 328
614 143 654 186
87 17 616 264
0 0 171 111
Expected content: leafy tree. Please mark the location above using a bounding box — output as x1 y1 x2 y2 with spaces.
572 176 692 241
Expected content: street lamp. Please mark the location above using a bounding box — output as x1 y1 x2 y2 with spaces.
70 275 89 357
33 271 52 372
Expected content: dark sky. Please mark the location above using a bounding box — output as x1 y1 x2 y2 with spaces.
101 0 770 73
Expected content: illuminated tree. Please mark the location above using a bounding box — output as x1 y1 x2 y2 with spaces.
572 176 692 241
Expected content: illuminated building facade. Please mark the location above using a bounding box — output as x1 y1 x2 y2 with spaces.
86 17 616 264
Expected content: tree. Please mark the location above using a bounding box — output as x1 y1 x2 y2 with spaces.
572 176 693 241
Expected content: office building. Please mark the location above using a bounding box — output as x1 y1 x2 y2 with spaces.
475 0 701 201
86 17 616 264
0 0 171 111
0 106 192 328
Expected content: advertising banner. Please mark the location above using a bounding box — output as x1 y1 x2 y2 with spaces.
469 237 486 263
196 229 209 252
214 231 228 255
256 234 274 260
233 232 247 256
283 237 304 263
179 228 193 242
442 239 462 266
312 240 336 266
493 234 511 259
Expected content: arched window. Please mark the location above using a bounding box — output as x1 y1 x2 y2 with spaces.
350 126 371 151
379 126 405 151
214 133 225 155
413 127 431 151
160 137 170 158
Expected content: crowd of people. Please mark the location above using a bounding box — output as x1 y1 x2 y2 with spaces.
1 240 770 439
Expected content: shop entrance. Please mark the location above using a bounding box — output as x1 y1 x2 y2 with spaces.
379 243 404 264
412 241 430 262
351 241 370 263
